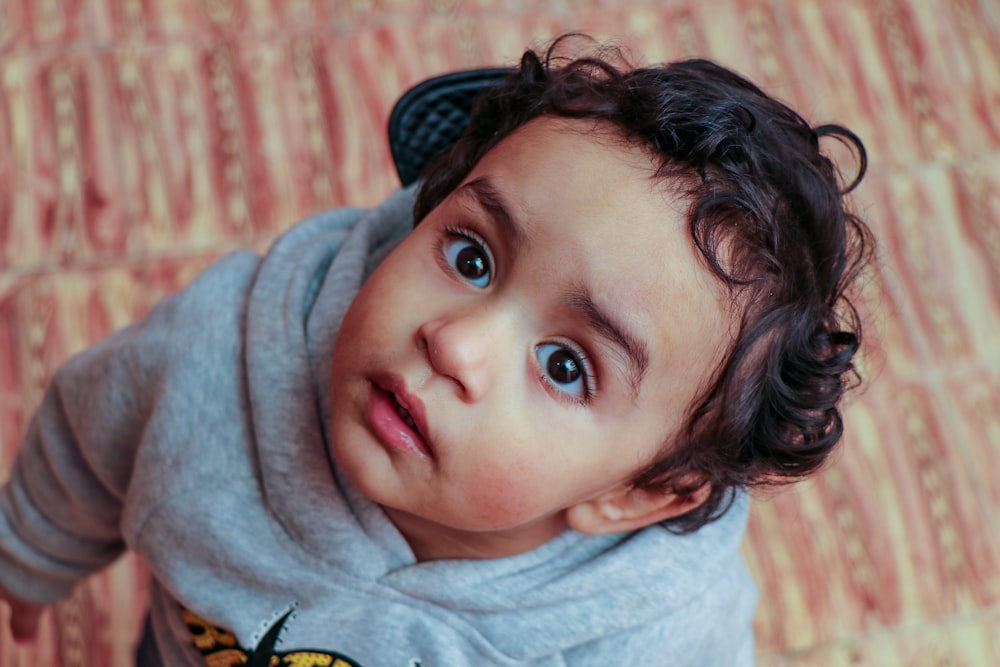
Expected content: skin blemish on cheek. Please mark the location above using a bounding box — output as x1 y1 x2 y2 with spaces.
656 330 673 355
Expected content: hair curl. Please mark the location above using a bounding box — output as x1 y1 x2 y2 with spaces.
413 35 875 533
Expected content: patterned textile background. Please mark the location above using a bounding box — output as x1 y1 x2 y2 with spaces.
1 0 998 665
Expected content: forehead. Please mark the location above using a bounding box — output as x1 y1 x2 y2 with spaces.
460 117 732 401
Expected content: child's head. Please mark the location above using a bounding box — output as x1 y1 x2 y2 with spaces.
328 37 872 560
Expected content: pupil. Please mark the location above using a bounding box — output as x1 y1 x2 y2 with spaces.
547 349 580 384
456 246 486 279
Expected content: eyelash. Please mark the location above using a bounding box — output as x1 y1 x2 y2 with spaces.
443 224 487 245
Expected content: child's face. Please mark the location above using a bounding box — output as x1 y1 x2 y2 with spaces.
329 118 732 560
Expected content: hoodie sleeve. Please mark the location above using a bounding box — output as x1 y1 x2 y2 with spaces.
0 249 261 605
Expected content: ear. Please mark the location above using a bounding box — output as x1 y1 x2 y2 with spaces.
565 482 710 536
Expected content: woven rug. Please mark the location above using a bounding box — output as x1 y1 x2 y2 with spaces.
1 1 998 665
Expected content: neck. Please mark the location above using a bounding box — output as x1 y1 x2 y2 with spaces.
382 507 568 562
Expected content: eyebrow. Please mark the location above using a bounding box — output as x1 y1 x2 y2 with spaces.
566 285 650 400
456 177 529 252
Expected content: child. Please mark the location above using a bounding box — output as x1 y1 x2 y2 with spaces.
0 36 872 666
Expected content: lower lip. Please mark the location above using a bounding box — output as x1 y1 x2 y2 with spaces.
366 386 432 458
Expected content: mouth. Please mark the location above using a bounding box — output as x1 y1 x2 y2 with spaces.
390 393 420 433
366 373 433 459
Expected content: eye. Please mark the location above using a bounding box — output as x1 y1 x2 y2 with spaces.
536 342 593 401
444 233 492 288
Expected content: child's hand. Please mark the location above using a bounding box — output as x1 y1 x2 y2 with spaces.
0 584 44 643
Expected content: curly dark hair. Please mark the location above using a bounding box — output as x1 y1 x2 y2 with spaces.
413 36 875 533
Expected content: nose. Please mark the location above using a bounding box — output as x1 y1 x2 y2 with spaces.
417 306 499 402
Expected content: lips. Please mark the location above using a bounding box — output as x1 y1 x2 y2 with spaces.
391 394 420 431
367 373 433 458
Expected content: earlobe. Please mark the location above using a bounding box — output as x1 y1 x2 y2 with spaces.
566 483 710 536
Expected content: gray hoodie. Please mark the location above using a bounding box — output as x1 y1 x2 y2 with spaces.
0 188 757 666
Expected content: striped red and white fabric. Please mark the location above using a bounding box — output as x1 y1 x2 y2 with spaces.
1 1 998 665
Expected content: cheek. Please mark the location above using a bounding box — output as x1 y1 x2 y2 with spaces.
336 265 406 353
330 294 374 370
452 451 564 529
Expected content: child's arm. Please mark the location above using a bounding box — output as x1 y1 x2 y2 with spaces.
0 316 170 626
0 249 262 634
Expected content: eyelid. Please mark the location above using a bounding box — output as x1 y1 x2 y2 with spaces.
444 225 490 253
